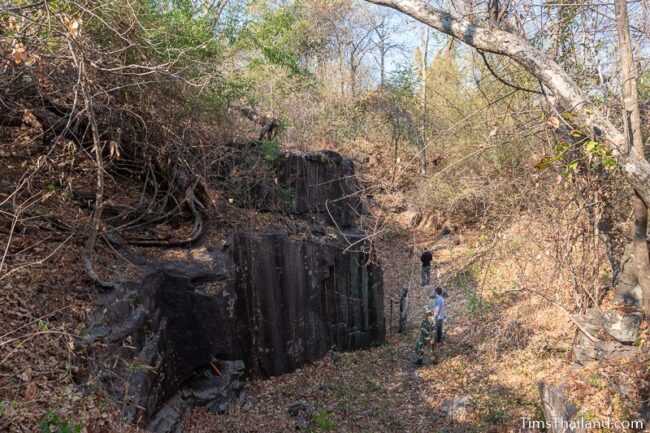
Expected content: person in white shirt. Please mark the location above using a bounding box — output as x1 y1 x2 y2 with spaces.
433 287 446 343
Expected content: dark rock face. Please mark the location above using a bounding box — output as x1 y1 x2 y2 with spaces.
273 151 362 228
81 149 384 431
232 230 384 377
85 230 383 429
147 360 245 433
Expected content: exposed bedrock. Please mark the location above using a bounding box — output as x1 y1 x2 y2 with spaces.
80 150 384 430
232 230 384 377
569 241 648 423
273 150 362 228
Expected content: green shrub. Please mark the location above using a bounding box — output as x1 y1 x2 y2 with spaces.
38 412 83 433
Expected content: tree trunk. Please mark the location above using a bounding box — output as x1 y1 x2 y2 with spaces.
615 0 650 315
350 51 357 98
418 28 429 175
363 0 650 209
380 43 386 87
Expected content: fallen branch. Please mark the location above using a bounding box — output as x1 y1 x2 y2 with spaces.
234 106 280 141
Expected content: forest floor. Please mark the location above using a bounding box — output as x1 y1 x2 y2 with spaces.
0 216 632 433
182 228 589 433
0 131 628 432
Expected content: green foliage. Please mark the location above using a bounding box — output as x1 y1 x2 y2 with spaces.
533 403 547 431
584 140 616 170
309 411 339 432
141 1 224 59
587 372 604 389
37 319 49 332
639 71 650 102
38 412 83 433
482 404 513 425
534 142 569 170
279 187 295 199
387 66 418 101
534 139 615 176
240 5 306 76
261 139 281 162
384 228 409 240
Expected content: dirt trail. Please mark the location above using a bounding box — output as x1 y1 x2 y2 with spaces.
184 236 517 433
185 231 581 433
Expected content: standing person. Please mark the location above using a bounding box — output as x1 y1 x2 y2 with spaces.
415 306 436 364
420 249 433 286
398 286 409 333
433 286 446 343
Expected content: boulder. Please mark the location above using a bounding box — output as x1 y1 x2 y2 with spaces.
573 336 640 366
602 310 643 343
538 382 580 433
146 360 245 433
572 307 641 338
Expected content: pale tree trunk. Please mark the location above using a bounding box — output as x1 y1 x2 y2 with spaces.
379 39 386 87
418 28 429 175
363 0 650 225
615 0 650 315
338 48 345 97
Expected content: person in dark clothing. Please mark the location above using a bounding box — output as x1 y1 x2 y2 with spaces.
398 286 409 333
420 249 433 286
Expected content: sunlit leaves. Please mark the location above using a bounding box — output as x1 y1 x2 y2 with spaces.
584 140 616 170
534 139 616 173
63 16 82 38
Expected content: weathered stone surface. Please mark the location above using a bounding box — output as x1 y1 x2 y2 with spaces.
273 151 362 228
602 310 643 343
614 242 644 307
83 230 384 429
441 396 472 419
573 335 640 365
232 230 384 376
147 360 245 433
572 308 641 343
572 308 641 365
538 382 580 433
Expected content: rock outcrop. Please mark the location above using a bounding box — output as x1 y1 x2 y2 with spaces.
568 241 648 424
572 308 642 365
273 151 362 228
614 242 644 307
538 383 581 433
79 150 384 431
232 230 384 377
